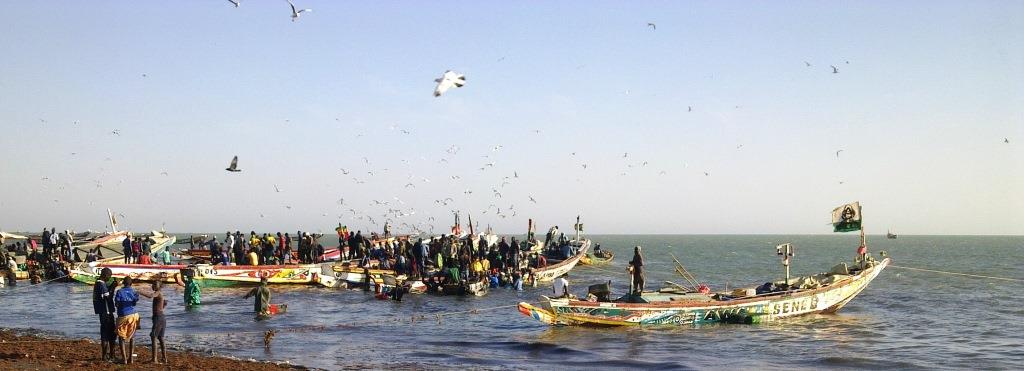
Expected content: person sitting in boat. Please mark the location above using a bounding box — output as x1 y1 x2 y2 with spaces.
553 273 570 298
628 246 645 297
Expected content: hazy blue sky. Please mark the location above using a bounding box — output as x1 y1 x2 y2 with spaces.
1 1 1021 235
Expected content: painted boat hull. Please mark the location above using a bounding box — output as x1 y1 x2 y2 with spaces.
69 261 334 287
532 239 590 283
519 258 890 327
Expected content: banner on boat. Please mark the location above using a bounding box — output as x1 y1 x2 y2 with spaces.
831 202 862 232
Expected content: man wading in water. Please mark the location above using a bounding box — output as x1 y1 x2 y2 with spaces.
243 276 272 318
92 268 117 361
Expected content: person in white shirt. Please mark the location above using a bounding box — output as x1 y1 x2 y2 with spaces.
552 274 570 298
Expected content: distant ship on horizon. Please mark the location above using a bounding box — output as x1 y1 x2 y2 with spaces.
887 229 898 239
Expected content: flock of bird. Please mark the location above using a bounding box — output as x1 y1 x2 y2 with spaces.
19 5 1016 235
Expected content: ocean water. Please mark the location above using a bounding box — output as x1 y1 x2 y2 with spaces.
2 234 1022 370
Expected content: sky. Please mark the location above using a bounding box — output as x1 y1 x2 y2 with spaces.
0 1 1021 235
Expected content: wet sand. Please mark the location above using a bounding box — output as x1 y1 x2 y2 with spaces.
0 328 305 370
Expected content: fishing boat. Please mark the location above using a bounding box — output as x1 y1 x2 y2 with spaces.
519 202 889 327
92 231 175 263
528 216 590 283
69 262 336 288
581 250 614 265
520 254 889 326
886 229 898 239
532 239 589 283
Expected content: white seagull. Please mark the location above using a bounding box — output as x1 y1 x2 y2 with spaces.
228 0 240 7
288 0 312 22
433 70 466 97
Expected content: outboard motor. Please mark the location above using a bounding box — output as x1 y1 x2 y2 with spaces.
588 280 612 301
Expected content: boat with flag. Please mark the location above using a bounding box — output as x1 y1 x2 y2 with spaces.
518 203 889 326
530 216 590 283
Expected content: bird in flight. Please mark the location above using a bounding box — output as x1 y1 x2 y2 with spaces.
340 168 350 175
804 61 811 67
830 65 839 74
835 150 844 159
622 152 629 158
529 196 537 203
274 184 282 193
513 171 519 178
110 129 120 136
225 156 241 172
160 171 168 176
288 0 312 22
433 70 466 97
704 171 710 176
688 106 692 112
1004 138 1010 144
227 0 240 7
647 22 656 30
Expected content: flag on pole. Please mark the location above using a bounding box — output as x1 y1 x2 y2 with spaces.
831 202 862 232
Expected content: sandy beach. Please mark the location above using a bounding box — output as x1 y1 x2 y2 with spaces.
0 328 305 370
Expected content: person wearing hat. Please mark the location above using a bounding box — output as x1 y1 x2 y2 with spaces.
628 246 645 296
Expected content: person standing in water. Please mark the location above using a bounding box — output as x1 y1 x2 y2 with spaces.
139 281 168 364
114 277 140 364
243 276 272 318
92 268 117 361
180 270 201 307
628 245 645 296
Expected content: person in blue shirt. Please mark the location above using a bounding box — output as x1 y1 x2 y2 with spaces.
114 277 140 365
92 268 117 361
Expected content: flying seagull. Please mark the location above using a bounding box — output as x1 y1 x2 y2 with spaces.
433 70 466 97
529 196 537 203
274 184 282 193
1004 138 1010 144
225 156 241 172
111 129 120 136
804 61 811 67
227 0 239 7
288 0 312 22
835 150 844 159
647 22 656 30
830 65 839 74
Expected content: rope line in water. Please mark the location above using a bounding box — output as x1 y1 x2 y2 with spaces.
0 274 68 294
890 265 1022 282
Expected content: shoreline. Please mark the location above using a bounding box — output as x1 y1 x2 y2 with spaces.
0 327 306 370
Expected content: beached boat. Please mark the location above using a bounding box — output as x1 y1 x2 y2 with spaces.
519 256 890 326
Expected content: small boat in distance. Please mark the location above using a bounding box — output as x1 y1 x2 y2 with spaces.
887 229 898 239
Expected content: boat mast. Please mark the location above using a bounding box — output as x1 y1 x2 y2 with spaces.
107 208 118 233
468 214 475 235
776 243 794 287
574 215 581 242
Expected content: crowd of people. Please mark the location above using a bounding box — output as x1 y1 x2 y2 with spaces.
195 230 326 266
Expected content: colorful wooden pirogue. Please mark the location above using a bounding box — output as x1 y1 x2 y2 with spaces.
519 202 890 327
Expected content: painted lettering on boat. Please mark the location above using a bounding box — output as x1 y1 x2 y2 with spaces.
771 296 819 315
